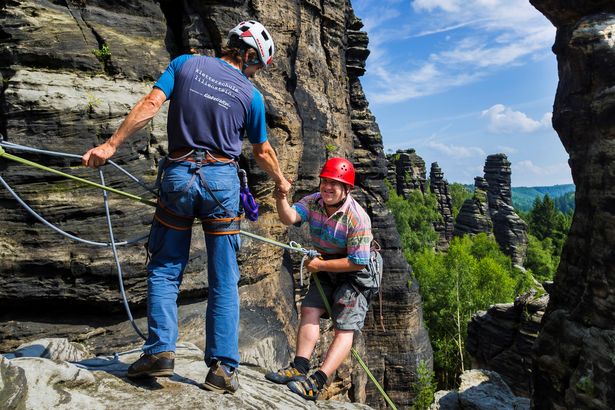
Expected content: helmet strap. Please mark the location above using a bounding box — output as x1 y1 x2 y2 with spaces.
240 47 262 73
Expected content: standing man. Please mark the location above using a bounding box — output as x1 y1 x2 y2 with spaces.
82 20 291 394
265 158 375 401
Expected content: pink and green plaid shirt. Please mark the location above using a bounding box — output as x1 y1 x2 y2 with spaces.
293 193 372 266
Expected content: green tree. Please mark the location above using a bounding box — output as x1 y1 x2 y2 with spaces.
386 183 440 260
528 194 572 256
412 234 526 388
525 234 559 282
411 360 437 410
449 183 472 218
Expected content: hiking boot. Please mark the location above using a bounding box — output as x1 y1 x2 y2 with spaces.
265 364 307 384
127 351 175 378
202 361 239 394
287 376 322 401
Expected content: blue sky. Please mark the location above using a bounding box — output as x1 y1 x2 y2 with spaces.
352 0 572 187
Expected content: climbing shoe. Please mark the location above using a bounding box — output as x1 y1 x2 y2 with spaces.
126 351 175 378
265 364 307 384
287 376 322 401
202 361 239 394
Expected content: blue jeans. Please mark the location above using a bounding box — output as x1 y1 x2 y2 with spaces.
143 161 241 368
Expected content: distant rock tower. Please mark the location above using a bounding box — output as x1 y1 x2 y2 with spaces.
454 177 493 236
484 153 512 211
454 154 528 266
429 162 454 250
390 149 427 197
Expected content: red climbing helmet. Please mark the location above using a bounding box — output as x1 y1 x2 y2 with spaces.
319 157 355 188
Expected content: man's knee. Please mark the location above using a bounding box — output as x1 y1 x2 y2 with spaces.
300 306 325 323
333 328 354 338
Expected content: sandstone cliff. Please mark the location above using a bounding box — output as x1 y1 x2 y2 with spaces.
466 290 547 398
429 162 454 251
529 1 615 408
0 0 431 408
453 155 527 267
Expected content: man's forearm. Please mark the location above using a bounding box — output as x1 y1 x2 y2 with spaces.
253 141 285 186
82 88 166 168
108 90 166 148
276 196 299 225
309 257 365 273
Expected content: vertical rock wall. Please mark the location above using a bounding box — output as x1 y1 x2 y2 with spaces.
452 155 527 266
483 154 528 266
0 0 431 407
429 162 454 250
529 1 615 408
389 149 427 197
453 177 493 237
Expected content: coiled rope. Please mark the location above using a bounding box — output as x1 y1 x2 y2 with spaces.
0 139 397 408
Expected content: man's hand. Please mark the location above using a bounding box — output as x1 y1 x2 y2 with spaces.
82 142 116 168
305 257 323 273
273 177 293 199
275 177 292 196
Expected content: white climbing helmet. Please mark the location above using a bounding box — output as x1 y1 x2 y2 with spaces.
228 20 275 67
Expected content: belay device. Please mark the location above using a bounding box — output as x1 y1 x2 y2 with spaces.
238 168 259 221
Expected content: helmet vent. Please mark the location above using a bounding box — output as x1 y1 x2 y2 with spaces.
240 26 249 32
261 30 269 40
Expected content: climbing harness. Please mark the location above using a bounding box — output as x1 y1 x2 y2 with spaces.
154 149 246 235
0 139 397 409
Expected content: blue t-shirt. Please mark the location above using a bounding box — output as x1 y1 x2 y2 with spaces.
154 55 267 158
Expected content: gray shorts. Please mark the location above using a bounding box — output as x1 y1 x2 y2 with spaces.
302 272 369 331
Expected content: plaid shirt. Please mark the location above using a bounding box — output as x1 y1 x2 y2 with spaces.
293 193 372 266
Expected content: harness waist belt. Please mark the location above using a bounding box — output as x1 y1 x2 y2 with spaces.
169 148 233 163
154 200 242 234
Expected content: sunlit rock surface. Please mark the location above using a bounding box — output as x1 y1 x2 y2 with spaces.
0 0 430 407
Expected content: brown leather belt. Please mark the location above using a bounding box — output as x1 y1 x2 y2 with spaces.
168 148 233 163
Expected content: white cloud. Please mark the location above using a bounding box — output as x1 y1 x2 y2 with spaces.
369 62 482 103
513 160 572 185
357 0 555 103
497 145 518 154
361 7 400 34
412 0 461 13
426 140 486 158
481 104 552 133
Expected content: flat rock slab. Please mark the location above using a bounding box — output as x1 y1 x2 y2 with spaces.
0 339 371 410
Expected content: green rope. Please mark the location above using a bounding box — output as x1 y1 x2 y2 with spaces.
312 273 397 409
0 147 157 207
1 146 398 408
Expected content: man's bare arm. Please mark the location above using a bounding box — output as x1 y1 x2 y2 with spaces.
82 88 167 168
252 140 291 194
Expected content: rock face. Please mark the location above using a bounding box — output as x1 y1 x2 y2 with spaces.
453 156 527 266
429 369 530 410
429 162 454 250
529 1 615 409
453 177 492 237
483 154 512 211
466 291 548 398
388 149 427 197
482 154 528 267
0 1 431 408
0 338 371 409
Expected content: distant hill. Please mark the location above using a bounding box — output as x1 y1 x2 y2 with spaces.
512 184 576 212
